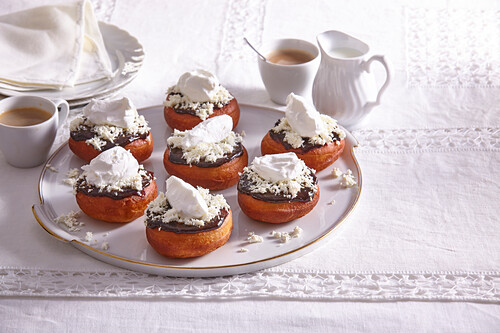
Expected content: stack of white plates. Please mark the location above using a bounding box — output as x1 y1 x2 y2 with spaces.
0 22 144 107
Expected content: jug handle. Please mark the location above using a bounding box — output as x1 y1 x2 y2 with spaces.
362 55 391 109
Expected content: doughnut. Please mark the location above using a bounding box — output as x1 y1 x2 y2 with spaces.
261 131 345 172
163 146 248 190
69 131 153 163
238 185 319 223
146 209 232 258
75 177 158 223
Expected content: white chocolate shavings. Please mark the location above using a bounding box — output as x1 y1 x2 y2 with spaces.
63 168 81 186
163 85 233 120
240 130 246 137
271 231 291 243
46 164 58 173
270 226 303 243
341 169 357 188
327 199 336 205
146 188 229 227
240 160 316 199
101 242 110 251
331 167 342 178
247 232 264 243
54 211 82 232
84 231 93 242
238 247 249 253
69 114 150 151
167 129 242 164
290 226 303 238
76 165 149 193
271 115 345 149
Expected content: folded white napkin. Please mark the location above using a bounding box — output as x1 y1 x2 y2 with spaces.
0 0 113 90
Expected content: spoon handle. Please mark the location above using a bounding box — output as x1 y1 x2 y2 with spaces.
243 37 268 62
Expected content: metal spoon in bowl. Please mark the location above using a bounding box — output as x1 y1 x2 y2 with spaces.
243 37 268 62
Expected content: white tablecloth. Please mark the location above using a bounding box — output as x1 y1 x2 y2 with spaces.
1 0 499 331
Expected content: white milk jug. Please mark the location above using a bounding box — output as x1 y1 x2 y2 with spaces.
312 30 391 128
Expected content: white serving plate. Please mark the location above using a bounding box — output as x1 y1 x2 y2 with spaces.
33 104 362 277
0 22 144 107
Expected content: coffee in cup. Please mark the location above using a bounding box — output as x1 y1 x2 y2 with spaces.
267 48 315 65
0 96 69 168
258 38 319 105
0 107 53 126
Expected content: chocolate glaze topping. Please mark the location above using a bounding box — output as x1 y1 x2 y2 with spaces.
70 125 148 150
269 120 341 153
237 171 317 203
146 208 229 234
75 171 153 200
168 142 243 168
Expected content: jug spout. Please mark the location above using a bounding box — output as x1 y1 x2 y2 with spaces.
316 30 369 60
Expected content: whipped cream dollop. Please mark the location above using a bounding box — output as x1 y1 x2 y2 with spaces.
181 115 233 149
253 152 304 182
82 97 137 129
177 69 220 102
81 146 139 188
285 93 325 137
165 176 208 218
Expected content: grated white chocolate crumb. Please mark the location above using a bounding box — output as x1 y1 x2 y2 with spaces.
341 169 357 188
84 232 93 242
247 232 264 244
46 164 58 173
331 167 342 178
54 211 82 232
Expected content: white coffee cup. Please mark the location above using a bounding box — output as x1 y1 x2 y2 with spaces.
0 96 69 168
258 38 320 105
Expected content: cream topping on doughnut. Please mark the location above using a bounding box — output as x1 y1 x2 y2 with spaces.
163 70 233 120
240 153 316 199
271 114 345 149
167 118 243 164
181 115 233 148
177 69 219 102
165 176 208 218
253 152 303 182
285 93 325 137
146 180 229 227
80 146 146 192
82 97 137 129
70 97 150 151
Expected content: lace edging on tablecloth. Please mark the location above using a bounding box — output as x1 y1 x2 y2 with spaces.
1 268 499 302
352 127 500 153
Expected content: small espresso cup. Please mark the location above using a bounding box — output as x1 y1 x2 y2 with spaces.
0 96 69 168
258 38 320 105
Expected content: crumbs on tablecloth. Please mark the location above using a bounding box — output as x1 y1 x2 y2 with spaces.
238 247 249 253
